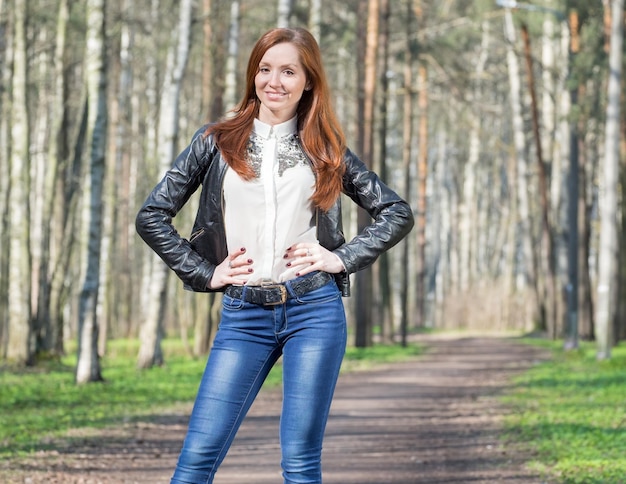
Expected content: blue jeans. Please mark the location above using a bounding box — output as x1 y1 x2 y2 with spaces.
171 273 347 484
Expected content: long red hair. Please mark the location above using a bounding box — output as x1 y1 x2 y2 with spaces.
206 28 346 211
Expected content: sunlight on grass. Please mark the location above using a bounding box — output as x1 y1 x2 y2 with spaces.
504 341 626 484
0 339 421 456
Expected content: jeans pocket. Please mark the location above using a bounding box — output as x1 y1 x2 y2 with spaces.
222 294 245 311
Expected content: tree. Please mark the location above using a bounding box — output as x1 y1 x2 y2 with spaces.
277 0 293 27
137 0 194 369
503 9 537 321
75 0 108 384
36 0 70 356
415 1 428 329
1 0 623 362
595 0 623 359
399 0 416 346
6 0 32 364
354 0 379 348
223 1 240 111
0 0 9 351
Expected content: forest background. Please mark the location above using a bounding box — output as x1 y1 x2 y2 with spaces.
0 0 624 382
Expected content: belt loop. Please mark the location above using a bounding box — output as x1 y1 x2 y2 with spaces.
284 278 295 300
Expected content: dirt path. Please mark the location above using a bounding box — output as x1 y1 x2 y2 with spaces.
1 335 550 484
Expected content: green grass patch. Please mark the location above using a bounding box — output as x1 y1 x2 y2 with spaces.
504 340 626 483
0 339 421 457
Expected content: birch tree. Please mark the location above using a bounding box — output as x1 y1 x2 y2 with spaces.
277 0 292 28
202 0 214 119
503 10 536 322
37 0 70 355
76 0 107 384
309 0 322 41
223 1 240 111
7 0 32 364
458 20 489 325
595 0 623 360
107 0 134 347
0 0 9 351
137 0 194 369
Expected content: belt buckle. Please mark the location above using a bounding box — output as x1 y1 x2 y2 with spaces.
262 284 287 305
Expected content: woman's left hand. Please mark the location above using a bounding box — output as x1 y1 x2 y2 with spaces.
283 243 345 277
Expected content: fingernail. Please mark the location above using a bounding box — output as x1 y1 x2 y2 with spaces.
286 262 291 267
283 254 288 259
240 247 246 252
248 268 253 273
286 246 292 250
295 272 300 276
247 259 253 263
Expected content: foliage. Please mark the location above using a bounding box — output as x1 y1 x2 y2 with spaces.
0 339 422 457
503 340 626 483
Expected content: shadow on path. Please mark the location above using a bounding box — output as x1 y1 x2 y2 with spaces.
1 335 550 484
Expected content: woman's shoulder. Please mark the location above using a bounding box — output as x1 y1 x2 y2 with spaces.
185 124 220 166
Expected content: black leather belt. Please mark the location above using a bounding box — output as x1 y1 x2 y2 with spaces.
224 271 332 306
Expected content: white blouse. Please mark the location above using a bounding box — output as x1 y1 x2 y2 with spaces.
223 116 318 284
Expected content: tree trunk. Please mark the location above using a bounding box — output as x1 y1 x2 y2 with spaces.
377 0 392 342
110 0 134 342
309 0 322 42
552 20 572 342
277 0 292 28
504 10 537 325
595 0 623 359
137 0 194 369
433 125 450 329
355 0 378 348
35 0 70 356
399 0 415 346
76 0 107 384
415 62 428 328
31 24 50 357
0 0 10 354
564 11 580 347
223 1 240 111
7 0 33 364
459 20 489 324
202 0 213 120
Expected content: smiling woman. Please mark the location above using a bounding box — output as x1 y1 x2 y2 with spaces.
255 43 310 125
135 27 413 484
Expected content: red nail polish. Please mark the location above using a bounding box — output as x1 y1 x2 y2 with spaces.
286 262 291 267
248 268 253 273
295 272 300 276
240 247 246 252
247 259 253 263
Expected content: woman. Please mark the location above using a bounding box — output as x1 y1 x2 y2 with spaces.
136 27 414 484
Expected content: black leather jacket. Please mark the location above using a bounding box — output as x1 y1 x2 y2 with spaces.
136 126 414 296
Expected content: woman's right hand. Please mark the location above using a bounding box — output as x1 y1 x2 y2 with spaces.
208 247 254 289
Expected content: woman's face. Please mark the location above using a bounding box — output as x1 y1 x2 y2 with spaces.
255 42 309 125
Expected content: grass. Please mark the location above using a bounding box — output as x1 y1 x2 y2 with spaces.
0 338 422 457
504 339 626 484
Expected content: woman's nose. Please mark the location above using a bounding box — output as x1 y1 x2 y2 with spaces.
269 71 281 87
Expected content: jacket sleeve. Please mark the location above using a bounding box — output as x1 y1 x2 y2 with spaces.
135 127 217 292
333 149 414 274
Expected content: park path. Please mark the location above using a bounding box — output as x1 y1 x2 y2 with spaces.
1 335 550 484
